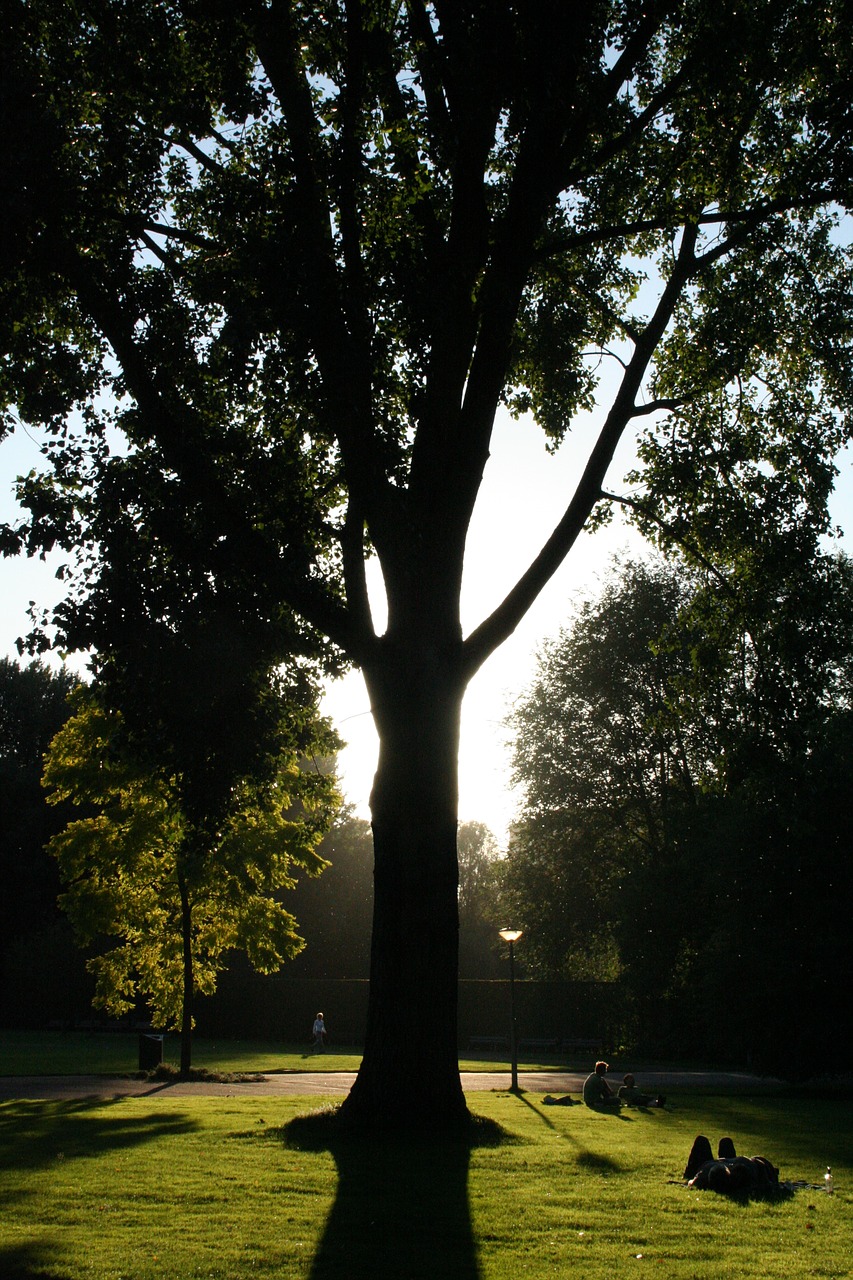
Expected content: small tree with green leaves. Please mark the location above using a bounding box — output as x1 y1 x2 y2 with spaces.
43 687 341 1075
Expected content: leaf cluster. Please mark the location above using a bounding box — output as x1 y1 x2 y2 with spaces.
42 682 342 1028
2 0 851 679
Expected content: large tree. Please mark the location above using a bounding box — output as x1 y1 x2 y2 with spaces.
502 553 853 1071
2 1 852 1126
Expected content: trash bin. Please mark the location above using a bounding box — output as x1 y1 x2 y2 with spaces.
138 1033 164 1072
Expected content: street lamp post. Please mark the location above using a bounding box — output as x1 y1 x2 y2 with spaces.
498 928 523 1092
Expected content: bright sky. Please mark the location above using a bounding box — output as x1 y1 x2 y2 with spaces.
2 409 852 845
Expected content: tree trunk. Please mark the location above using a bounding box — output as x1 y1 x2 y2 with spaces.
339 648 470 1130
177 869 194 1079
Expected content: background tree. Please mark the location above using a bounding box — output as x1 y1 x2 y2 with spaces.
0 658 84 1024
2 0 852 1124
288 810 375 978
43 680 341 1076
456 821 503 978
503 552 853 1074
287 814 503 978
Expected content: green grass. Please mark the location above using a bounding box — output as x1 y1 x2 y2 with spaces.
1 1087 850 1279
0 1029 565 1076
0 1030 362 1076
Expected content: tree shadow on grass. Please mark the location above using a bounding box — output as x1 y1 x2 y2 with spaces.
283 1108 517 1280
575 1150 622 1173
0 1098 198 1181
0 1240 70 1280
0 1099 202 1276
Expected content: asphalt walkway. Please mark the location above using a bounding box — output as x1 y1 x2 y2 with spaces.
0 1068 778 1101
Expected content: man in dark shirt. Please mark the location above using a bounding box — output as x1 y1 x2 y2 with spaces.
582 1060 621 1109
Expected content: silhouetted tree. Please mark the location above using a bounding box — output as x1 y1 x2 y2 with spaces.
288 811 375 978
0 658 81 1020
3 1 852 1123
503 553 853 1073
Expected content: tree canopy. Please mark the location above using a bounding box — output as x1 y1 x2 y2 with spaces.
502 552 853 1073
2 0 852 1124
43 683 341 1070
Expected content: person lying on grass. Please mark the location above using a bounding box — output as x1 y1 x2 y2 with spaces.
684 1135 780 1195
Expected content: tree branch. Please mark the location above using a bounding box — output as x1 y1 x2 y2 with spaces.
631 396 685 417
64 250 359 654
538 193 832 261
599 489 732 590
461 223 702 679
174 133 229 177
405 0 452 163
138 229 187 279
141 221 219 251
253 0 383 522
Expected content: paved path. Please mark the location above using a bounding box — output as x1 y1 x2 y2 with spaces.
0 1069 778 1101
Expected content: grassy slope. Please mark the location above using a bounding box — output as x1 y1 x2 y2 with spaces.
1 1089 850 1280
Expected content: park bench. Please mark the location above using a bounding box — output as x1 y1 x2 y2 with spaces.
468 1035 510 1053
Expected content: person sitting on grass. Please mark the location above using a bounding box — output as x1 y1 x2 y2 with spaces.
582 1060 621 1109
617 1073 666 1108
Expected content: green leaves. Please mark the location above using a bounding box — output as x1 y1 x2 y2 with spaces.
502 549 853 1068
3 0 852 671
42 686 340 1029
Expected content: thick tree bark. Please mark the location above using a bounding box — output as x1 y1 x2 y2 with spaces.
339 645 470 1130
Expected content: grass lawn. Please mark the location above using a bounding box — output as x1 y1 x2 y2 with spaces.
0 1029 364 1076
1 1085 850 1279
0 1029 567 1076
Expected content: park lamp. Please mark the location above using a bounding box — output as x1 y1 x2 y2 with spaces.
498 929 523 944
498 928 523 1091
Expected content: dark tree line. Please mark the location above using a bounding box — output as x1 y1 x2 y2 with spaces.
0 658 87 1024
501 554 853 1075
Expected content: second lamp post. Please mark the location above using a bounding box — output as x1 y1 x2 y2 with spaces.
498 928 523 1091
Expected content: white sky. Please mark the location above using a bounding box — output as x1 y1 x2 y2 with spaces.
2 408 852 845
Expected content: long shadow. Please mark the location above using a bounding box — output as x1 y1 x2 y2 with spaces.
0 1097 198 1180
0 1240 69 1280
507 1093 625 1174
512 1089 562 1131
284 1111 514 1280
0 1099 199 1278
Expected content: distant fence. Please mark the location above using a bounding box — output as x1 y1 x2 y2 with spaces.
194 970 626 1050
1 930 627 1053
